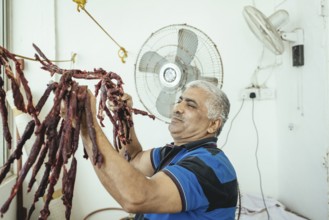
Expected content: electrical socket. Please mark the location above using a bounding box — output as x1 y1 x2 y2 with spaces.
240 87 275 100
240 88 259 100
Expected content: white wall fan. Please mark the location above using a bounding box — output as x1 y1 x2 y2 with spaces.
243 5 304 67
134 24 224 123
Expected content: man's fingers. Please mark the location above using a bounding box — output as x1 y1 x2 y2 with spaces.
106 93 133 111
122 93 133 107
107 100 116 111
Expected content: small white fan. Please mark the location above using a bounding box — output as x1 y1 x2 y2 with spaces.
134 24 224 123
243 5 304 66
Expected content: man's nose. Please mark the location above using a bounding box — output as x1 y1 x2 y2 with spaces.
173 102 183 113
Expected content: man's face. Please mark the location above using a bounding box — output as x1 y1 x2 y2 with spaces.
168 87 215 145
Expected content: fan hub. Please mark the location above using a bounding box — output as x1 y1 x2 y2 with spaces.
163 68 176 82
159 63 182 88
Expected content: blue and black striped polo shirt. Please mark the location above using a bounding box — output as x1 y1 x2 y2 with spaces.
143 137 238 220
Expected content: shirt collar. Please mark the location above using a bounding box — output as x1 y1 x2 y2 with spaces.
178 137 218 151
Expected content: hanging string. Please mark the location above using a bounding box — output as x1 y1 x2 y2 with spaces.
13 53 77 63
73 0 128 63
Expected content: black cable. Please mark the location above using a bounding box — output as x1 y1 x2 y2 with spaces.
251 99 270 220
218 99 245 219
236 183 242 220
221 99 245 149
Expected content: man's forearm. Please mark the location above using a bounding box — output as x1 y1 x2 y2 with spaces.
118 124 154 177
80 115 153 211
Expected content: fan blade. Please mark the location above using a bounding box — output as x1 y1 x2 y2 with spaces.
183 65 200 84
156 89 177 118
175 29 198 65
139 51 168 73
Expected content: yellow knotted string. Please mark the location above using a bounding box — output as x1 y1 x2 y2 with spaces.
13 53 77 63
72 0 128 63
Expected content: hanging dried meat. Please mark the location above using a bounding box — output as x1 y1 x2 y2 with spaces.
0 44 154 220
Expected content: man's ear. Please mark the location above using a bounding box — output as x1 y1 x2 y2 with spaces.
207 119 221 134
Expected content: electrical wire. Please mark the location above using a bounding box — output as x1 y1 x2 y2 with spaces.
250 45 282 89
218 99 245 219
220 99 245 149
220 96 271 218
251 99 270 220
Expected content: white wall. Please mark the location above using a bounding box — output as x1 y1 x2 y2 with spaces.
275 1 329 219
2 0 328 220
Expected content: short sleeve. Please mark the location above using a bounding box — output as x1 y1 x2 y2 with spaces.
150 147 162 170
163 163 208 211
163 151 237 212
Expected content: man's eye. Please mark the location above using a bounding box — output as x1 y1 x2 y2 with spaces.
188 103 197 108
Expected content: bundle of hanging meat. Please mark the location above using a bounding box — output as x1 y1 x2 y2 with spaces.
0 44 154 220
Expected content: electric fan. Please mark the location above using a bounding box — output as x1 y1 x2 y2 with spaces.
134 24 224 123
243 5 304 66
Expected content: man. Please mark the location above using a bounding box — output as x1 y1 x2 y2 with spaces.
81 80 238 220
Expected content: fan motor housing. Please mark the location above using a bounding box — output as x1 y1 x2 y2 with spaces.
159 63 182 88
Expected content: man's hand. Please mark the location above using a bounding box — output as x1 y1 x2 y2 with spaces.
107 93 133 111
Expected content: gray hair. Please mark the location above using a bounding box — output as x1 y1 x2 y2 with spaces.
184 80 230 136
